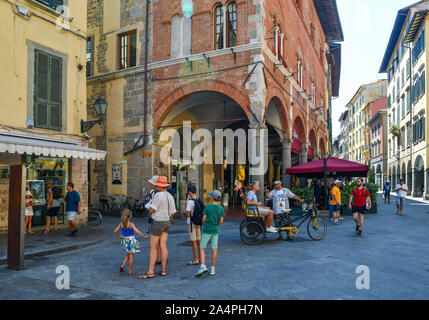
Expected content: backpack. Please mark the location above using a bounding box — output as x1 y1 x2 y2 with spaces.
190 198 205 226
52 187 61 200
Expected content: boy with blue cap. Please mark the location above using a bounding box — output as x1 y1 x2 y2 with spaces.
196 190 225 277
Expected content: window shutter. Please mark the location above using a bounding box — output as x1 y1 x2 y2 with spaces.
422 117 425 140
130 32 137 67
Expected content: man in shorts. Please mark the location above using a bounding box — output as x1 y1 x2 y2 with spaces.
395 179 408 215
269 180 304 240
65 182 81 237
186 185 202 265
246 181 278 233
349 178 371 235
331 180 343 225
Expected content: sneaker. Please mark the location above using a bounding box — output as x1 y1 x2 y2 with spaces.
355 224 359 232
196 265 208 277
266 226 278 233
210 267 216 276
358 230 362 236
42 230 49 234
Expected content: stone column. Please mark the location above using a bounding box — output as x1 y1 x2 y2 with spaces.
249 124 267 202
299 144 308 187
281 137 292 188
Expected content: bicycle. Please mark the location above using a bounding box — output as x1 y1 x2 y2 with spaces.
240 200 327 245
123 196 147 218
99 196 124 217
88 208 102 226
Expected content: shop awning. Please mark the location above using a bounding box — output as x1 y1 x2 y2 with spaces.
286 157 369 178
0 132 107 161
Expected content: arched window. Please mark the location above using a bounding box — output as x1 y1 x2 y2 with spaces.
214 4 224 49
214 2 237 50
171 14 192 59
227 1 237 47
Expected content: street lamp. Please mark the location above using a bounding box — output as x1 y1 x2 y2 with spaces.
81 97 108 133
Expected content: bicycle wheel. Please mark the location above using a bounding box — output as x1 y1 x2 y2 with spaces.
307 217 327 241
88 210 102 226
240 220 265 245
110 204 121 217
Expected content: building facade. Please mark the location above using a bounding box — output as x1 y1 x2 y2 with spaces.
86 0 153 203
380 1 429 198
149 0 343 207
337 110 350 160
0 0 106 233
345 80 387 164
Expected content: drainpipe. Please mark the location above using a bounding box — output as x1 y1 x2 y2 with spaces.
124 0 150 156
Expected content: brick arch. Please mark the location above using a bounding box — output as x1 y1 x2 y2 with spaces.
153 79 250 129
265 88 289 136
292 112 307 141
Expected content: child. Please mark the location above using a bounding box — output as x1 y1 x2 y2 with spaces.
114 209 148 275
196 190 225 277
24 191 34 234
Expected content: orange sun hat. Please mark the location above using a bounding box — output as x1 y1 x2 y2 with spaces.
154 176 170 188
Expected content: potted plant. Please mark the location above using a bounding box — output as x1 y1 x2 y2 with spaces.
290 187 314 215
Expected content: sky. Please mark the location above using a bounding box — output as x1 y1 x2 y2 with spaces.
332 0 415 137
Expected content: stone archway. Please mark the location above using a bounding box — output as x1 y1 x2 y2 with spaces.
309 129 317 160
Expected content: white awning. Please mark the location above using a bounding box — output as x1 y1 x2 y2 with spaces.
0 132 107 161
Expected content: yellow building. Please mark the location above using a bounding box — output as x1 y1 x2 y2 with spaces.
346 80 387 164
0 0 106 233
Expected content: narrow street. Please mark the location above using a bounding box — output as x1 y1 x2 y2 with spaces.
1 194 428 300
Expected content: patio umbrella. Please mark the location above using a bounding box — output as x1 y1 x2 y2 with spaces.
286 157 369 178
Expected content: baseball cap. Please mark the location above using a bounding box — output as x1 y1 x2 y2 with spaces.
334 180 343 185
148 176 159 185
209 190 222 201
187 185 197 193
274 180 282 186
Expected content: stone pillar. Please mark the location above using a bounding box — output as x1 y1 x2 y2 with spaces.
425 168 429 200
299 145 308 187
71 159 89 225
249 124 267 202
281 137 292 188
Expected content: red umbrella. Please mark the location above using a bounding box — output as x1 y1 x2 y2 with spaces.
286 157 369 178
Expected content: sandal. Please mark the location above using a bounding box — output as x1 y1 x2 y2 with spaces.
158 270 167 276
120 266 125 272
129 270 136 275
139 272 155 279
187 260 200 265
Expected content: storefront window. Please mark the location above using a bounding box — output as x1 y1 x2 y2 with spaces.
25 156 70 227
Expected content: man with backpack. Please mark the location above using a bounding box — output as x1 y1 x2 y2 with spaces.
185 185 204 265
349 178 371 236
43 181 63 233
383 181 391 204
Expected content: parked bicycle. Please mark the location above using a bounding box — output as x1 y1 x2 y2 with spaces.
122 196 147 218
88 208 102 226
240 200 327 245
99 195 124 217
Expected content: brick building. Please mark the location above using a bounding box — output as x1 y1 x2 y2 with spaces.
151 0 343 207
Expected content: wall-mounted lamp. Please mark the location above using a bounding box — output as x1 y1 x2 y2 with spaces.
81 96 108 133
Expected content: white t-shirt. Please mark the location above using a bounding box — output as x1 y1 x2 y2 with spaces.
150 191 176 222
269 188 296 214
396 184 408 198
186 196 196 225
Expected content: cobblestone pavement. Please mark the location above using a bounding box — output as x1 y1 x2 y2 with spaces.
1 194 429 300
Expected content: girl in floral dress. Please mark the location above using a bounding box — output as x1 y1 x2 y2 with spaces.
114 209 148 275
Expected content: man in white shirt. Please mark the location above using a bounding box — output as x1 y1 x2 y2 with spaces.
185 185 202 265
269 181 304 239
395 179 408 215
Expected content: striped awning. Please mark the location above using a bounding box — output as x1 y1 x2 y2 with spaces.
0 132 107 161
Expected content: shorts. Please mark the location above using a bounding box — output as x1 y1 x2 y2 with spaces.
188 223 201 241
66 211 77 221
396 197 405 207
250 207 271 216
330 205 341 212
150 220 170 236
47 207 60 217
25 209 34 217
352 206 367 214
200 233 219 249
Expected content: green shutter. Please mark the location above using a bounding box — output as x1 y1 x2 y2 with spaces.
34 49 62 131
